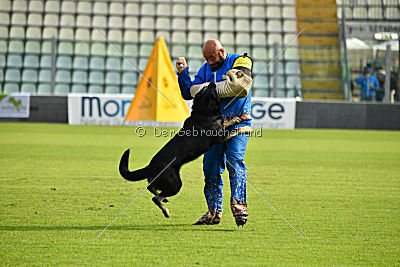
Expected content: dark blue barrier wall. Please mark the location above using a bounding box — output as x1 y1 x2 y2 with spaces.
295 101 400 130
0 96 67 123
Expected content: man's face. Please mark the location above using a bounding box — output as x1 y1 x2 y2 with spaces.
364 68 372 77
203 49 225 72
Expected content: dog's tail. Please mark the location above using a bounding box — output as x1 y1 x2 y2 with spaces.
119 149 150 181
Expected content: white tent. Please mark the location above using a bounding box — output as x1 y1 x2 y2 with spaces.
346 38 371 50
372 40 399 51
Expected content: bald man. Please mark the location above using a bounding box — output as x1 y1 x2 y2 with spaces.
176 40 253 227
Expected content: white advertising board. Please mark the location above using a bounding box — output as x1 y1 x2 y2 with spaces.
68 94 296 129
250 97 296 129
0 93 30 118
68 94 133 125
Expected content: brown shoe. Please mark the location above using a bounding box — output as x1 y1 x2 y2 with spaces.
193 211 222 225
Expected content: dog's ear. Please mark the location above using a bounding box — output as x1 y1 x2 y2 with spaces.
207 82 218 98
208 82 216 90
194 86 207 99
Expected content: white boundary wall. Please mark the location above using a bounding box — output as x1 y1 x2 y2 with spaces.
68 94 296 129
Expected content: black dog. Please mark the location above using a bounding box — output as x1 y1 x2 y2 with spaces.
119 83 242 218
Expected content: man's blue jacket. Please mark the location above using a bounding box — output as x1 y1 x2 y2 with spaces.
177 53 252 129
356 75 380 97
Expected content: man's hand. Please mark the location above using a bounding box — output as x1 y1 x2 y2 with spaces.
176 57 187 73
190 69 252 99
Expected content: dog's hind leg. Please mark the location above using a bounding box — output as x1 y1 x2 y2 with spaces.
148 186 160 196
148 186 169 203
160 172 182 198
152 195 170 218
151 169 182 218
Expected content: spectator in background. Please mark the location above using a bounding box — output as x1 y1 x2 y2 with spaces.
355 66 379 101
391 70 399 102
375 66 386 102
374 66 399 102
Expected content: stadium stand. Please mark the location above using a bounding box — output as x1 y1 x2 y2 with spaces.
296 0 343 100
0 0 398 98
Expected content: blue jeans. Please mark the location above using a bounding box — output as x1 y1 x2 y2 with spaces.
202 134 250 217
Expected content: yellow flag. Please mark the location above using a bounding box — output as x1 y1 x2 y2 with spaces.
125 37 190 122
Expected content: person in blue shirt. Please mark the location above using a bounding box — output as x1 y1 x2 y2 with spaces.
355 67 379 101
176 39 253 227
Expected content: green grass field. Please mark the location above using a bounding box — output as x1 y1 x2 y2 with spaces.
0 122 399 265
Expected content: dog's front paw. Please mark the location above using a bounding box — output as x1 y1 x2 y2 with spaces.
223 117 242 128
231 117 241 124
